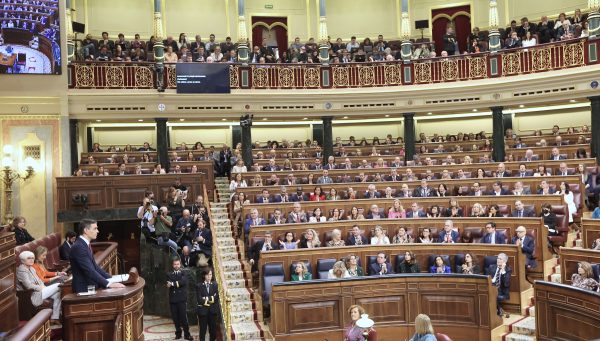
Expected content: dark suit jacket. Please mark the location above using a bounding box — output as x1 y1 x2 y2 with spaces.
256 196 272 203
512 236 537 268
413 186 436 197
286 212 307 223
249 240 276 265
364 191 381 199
366 212 386 219
346 235 368 246
549 155 566 160
196 281 220 315
511 209 535 217
482 232 506 244
495 171 511 177
290 193 308 202
244 218 265 233
370 262 394 275
429 265 452 274
194 228 212 257
167 270 188 303
70 237 111 293
323 163 337 170
272 194 292 203
406 210 426 218
59 241 72 261
385 175 401 181
488 264 512 298
438 230 460 243
262 165 279 171
180 254 197 268
521 156 539 162
487 189 509 196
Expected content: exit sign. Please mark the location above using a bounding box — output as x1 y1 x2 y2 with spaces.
265 4 273 9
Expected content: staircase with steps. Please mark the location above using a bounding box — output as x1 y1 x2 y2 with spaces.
211 177 268 341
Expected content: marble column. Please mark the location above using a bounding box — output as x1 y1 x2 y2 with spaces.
322 116 333 162
156 118 169 171
69 119 78 175
400 0 412 61
153 0 165 90
588 0 600 36
488 0 501 52
318 0 330 63
589 96 600 163
491 106 505 162
237 0 249 62
241 122 253 167
403 113 415 163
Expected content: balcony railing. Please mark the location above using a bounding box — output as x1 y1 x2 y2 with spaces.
68 37 598 90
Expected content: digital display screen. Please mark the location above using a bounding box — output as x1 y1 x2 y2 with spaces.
0 0 62 74
176 63 231 94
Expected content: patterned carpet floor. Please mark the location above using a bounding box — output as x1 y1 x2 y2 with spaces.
143 315 201 340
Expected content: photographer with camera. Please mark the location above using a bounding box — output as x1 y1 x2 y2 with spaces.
153 206 179 256
137 197 158 240
174 209 196 248
166 187 186 225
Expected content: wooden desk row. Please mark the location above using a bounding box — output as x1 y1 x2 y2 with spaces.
270 274 503 341
77 160 214 182
248 144 590 166
56 173 206 213
235 175 583 207
260 243 528 314
242 195 566 223
534 281 600 341
250 217 552 276
237 158 596 182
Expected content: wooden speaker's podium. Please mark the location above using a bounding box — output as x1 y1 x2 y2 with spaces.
62 269 145 341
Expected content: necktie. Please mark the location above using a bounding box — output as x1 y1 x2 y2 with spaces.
519 211 522 218
206 283 210 293
492 268 500 285
296 214 300 223
491 233 496 244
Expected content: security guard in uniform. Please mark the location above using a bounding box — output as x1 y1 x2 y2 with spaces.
167 258 193 340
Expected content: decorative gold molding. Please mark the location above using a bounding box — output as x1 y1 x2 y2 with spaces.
251 21 289 30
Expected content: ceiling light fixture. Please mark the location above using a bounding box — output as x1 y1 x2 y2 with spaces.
138 119 144 122
519 104 525 108
427 112 432 115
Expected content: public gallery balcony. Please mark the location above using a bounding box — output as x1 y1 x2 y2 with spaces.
67 37 597 91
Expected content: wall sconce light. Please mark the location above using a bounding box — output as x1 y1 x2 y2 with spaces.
2 145 35 225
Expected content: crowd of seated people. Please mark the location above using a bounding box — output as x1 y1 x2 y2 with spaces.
76 7 590 63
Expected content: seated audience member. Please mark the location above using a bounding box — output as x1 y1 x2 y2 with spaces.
556 181 577 224
549 147 566 160
327 229 346 247
244 208 266 238
427 205 443 218
417 228 434 244
482 222 506 244
392 227 413 244
291 262 312 281
445 198 463 217
540 203 558 236
59 230 78 261
409 314 437 341
537 180 555 195
179 246 197 267
370 226 390 245
388 199 406 219
291 187 308 202
571 261 599 291
407 202 426 218
366 204 386 219
11 216 34 245
489 253 512 316
300 229 321 248
248 231 275 269
397 183 413 198
370 252 394 275
328 260 351 279
512 226 537 269
307 207 326 222
487 204 500 218
495 163 510 178
592 238 600 250
256 188 272 203
279 231 299 250
33 246 67 284
512 181 531 195
461 253 480 274
327 188 341 201
329 207 342 221
430 256 452 274
309 186 326 201
268 208 285 225
438 220 459 243
346 225 368 246
512 200 535 217
232 160 247 173
345 254 364 277
397 251 420 273
413 179 436 197
470 203 486 217
286 202 308 223
16 251 62 320
345 305 377 341
488 181 509 196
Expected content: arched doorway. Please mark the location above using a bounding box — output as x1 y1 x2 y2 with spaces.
431 5 471 55
251 16 288 59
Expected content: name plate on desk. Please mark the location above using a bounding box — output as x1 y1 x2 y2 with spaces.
76 291 96 296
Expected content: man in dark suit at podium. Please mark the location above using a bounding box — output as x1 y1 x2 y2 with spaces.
167 258 193 340
70 219 125 293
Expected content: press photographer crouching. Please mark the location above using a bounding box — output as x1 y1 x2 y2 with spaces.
174 209 196 248
137 198 179 255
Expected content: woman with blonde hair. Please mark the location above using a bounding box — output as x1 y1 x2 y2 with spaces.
300 229 321 248
33 246 67 284
328 260 350 279
410 314 436 341
290 262 312 281
344 305 377 341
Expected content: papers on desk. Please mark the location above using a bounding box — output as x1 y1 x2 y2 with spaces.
76 291 96 296
107 274 130 284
